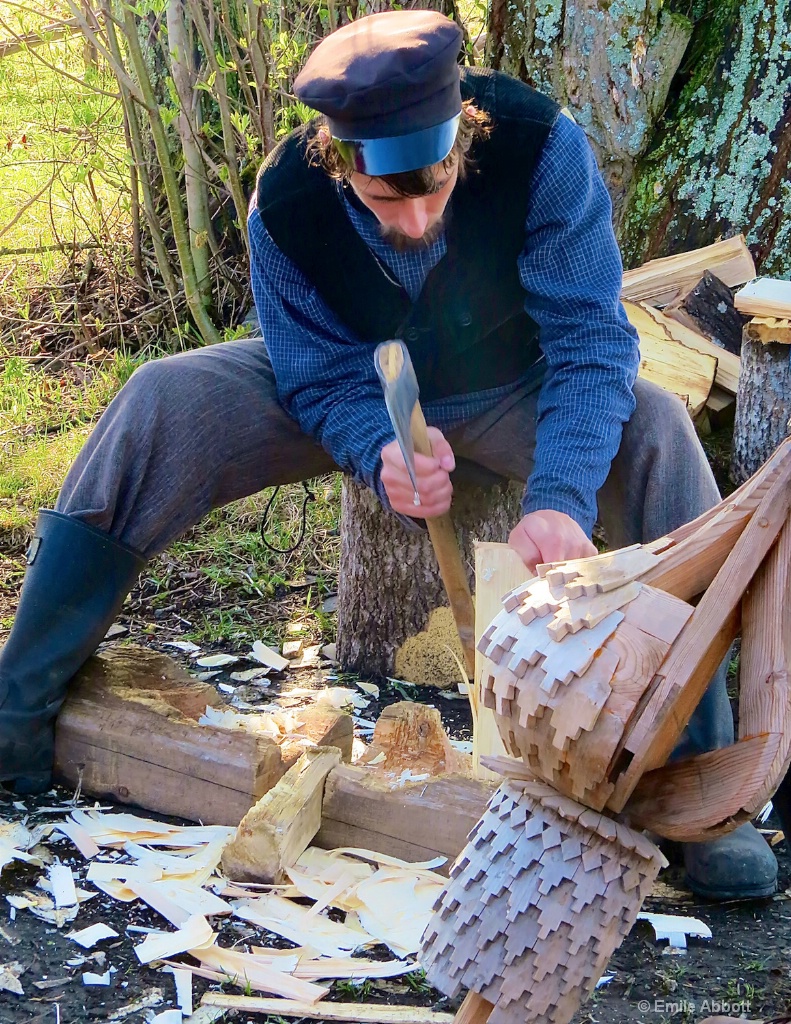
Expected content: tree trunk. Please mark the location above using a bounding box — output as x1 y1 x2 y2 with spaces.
336 478 522 686
486 0 692 220
731 332 791 484
619 0 791 276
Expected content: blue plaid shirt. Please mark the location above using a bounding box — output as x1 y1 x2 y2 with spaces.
249 113 639 535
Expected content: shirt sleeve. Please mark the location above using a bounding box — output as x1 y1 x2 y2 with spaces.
518 113 640 536
248 202 396 500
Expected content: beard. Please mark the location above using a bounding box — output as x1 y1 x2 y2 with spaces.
379 216 446 252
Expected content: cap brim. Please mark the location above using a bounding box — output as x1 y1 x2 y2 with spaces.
332 114 460 176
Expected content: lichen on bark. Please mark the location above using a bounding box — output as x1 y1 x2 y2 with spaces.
619 0 791 277
487 0 692 216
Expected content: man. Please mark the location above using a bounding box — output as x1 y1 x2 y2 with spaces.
0 11 777 900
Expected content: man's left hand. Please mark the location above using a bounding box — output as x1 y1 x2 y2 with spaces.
509 510 597 572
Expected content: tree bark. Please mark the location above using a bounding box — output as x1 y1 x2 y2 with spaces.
336 477 522 684
731 333 791 484
619 0 791 276
486 0 692 220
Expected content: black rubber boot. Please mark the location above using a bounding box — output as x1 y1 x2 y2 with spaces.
678 660 778 900
0 511 145 794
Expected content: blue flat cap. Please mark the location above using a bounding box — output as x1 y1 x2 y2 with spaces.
294 11 464 175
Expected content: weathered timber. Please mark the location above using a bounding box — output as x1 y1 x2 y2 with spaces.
664 272 745 355
316 764 495 869
337 476 521 684
221 747 342 883
54 646 353 825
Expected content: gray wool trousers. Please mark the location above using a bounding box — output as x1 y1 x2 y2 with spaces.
56 337 732 754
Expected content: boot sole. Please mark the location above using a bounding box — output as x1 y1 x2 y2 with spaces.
684 873 777 901
0 771 52 796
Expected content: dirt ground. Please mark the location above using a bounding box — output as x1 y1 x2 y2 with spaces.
1 623 790 1024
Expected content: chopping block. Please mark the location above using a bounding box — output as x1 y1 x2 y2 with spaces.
421 438 791 1024
54 645 353 825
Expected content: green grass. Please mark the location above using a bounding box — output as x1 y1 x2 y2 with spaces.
0 12 127 294
0 352 137 535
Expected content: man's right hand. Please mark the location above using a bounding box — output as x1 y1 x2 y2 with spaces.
380 427 455 518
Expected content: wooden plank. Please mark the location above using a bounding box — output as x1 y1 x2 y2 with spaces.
621 236 756 307
318 764 494 865
637 442 791 599
221 747 342 883
201 993 454 1023
607 454 791 811
453 992 494 1024
735 277 791 318
474 542 532 778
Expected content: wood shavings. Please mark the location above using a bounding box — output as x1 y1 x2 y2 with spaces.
49 862 78 908
354 870 443 957
0 961 25 995
0 819 46 872
83 970 113 985
151 1012 183 1024
233 894 366 957
250 640 290 672
105 988 165 1020
54 820 100 859
129 878 231 927
195 653 239 668
637 912 712 950
163 641 201 654
134 914 214 964
189 945 329 1002
198 704 305 740
230 667 271 683
168 966 194 1015
67 923 119 948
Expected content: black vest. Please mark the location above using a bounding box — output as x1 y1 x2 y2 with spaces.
255 67 559 401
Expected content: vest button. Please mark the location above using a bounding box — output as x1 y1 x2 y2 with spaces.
459 313 473 327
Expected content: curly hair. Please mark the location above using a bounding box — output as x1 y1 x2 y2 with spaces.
306 100 491 198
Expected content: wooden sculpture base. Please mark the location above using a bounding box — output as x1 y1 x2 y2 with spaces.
420 779 666 1024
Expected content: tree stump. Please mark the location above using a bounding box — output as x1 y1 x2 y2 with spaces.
731 325 791 484
336 476 522 685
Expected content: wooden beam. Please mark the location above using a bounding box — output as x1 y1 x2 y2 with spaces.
201 993 454 1023
55 646 353 826
317 764 494 869
221 747 342 883
473 542 531 779
621 236 756 307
